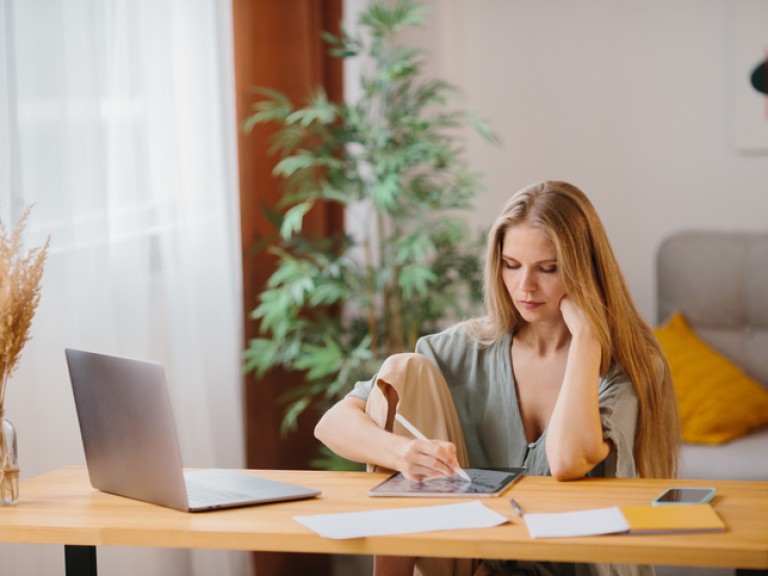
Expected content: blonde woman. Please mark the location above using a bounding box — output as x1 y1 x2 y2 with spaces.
315 181 680 576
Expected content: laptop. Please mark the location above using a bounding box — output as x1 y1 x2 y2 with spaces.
65 348 321 512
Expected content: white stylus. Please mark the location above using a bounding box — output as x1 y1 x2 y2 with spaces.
395 413 472 483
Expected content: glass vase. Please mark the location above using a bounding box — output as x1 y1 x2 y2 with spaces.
0 409 19 505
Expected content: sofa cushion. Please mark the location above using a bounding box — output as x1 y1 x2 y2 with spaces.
679 426 768 480
654 311 768 444
657 231 768 387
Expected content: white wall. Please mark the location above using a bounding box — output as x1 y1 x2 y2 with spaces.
347 0 768 321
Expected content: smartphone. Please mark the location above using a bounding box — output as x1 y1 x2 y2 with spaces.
652 487 717 506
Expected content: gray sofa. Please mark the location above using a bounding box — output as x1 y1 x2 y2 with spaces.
657 230 768 482
655 230 768 576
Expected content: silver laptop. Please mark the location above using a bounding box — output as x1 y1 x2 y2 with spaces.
65 348 321 512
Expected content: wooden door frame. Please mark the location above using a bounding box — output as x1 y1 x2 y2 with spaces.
231 2 344 574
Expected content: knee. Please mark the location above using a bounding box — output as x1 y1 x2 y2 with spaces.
377 353 443 391
376 354 423 400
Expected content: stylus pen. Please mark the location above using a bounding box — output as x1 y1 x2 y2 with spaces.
510 498 524 516
394 413 472 482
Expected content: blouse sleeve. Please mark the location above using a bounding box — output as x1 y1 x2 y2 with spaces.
347 373 376 400
592 365 640 479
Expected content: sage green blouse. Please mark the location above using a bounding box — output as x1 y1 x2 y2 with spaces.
349 322 653 576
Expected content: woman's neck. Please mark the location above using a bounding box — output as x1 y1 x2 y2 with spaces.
514 322 571 356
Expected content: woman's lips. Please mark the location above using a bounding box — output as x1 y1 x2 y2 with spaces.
519 300 543 310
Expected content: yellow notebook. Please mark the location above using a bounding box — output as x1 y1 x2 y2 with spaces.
620 504 726 534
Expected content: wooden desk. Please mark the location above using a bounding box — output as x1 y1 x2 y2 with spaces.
0 467 766 576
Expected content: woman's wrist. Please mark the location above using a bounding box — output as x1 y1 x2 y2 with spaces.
569 330 600 351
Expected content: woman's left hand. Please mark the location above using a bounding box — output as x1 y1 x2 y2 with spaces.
559 295 593 340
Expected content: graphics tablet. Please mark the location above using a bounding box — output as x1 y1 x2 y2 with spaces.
368 467 525 498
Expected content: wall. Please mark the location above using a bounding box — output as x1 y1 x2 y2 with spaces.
347 0 768 322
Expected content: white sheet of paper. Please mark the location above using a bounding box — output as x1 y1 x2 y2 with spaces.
524 507 629 538
294 500 509 539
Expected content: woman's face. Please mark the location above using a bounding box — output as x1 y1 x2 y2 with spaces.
500 223 567 325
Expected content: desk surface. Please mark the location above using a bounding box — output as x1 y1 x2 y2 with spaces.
1 467 766 569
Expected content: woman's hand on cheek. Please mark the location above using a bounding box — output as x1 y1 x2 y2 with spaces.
560 295 593 340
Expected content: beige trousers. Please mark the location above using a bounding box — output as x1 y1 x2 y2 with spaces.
364 353 489 576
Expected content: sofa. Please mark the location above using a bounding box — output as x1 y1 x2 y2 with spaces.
656 230 768 481
654 230 768 576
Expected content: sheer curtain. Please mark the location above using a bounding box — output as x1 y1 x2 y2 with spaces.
0 1 249 575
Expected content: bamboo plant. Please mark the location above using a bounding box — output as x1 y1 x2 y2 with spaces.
242 0 499 460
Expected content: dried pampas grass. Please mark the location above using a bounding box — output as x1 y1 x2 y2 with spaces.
0 206 49 404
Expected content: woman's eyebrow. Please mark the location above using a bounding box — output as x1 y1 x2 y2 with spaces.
501 255 557 264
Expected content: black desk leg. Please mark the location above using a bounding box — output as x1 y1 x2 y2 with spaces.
65 545 98 576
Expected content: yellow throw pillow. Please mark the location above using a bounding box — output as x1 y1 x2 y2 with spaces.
654 311 768 444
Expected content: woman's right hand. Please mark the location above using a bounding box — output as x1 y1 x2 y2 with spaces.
315 396 463 482
396 438 461 482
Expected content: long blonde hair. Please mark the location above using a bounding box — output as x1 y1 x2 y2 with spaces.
467 181 679 478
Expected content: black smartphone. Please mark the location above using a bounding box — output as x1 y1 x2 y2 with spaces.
652 487 717 506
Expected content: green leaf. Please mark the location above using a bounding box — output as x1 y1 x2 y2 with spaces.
249 86 293 105
280 201 314 239
319 183 354 204
322 27 362 59
268 125 308 156
394 233 434 265
361 0 429 38
251 291 299 340
468 110 503 146
273 153 345 179
241 88 293 132
285 99 337 128
243 338 281 378
326 337 374 398
379 45 424 82
412 79 456 108
294 338 343 380
273 154 319 178
309 282 349 306
371 173 399 212
320 30 344 47
280 396 311 435
399 263 437 298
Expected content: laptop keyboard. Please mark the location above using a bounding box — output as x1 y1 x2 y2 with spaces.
185 479 253 506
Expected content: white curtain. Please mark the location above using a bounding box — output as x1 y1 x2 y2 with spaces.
0 0 250 575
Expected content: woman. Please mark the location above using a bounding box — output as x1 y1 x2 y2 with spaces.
315 181 680 576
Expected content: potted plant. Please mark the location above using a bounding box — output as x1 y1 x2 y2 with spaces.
242 0 499 466
0 206 49 503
